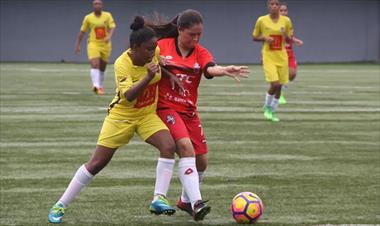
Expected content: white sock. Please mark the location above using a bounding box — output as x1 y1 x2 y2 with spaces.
153 158 175 199
178 157 201 209
271 98 279 112
265 93 274 107
90 68 100 88
99 71 105 88
180 171 205 203
58 164 94 207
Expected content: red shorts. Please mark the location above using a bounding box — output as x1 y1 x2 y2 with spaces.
287 50 297 69
157 108 208 155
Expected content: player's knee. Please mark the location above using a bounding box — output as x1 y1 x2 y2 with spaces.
289 73 296 81
159 142 176 158
176 141 195 158
272 83 282 91
85 159 106 175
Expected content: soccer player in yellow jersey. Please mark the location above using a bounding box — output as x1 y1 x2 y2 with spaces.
75 0 116 95
253 0 293 122
48 17 182 224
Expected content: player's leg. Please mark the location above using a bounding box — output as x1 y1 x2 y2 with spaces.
97 43 111 94
138 114 176 215
48 145 117 223
271 65 289 122
280 57 297 104
263 63 280 121
48 116 133 223
87 42 102 94
178 114 209 216
157 109 210 221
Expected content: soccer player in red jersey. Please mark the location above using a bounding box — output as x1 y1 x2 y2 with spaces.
146 9 250 221
279 2 303 104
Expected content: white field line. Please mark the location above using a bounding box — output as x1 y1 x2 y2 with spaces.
0 67 378 73
3 106 379 113
0 67 90 72
197 106 380 112
1 140 378 148
202 84 379 90
298 69 380 73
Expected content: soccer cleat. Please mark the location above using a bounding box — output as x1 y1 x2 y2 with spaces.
97 87 105 95
279 94 287 105
48 202 65 224
193 200 211 221
149 195 176 215
263 106 273 121
176 198 192 216
271 112 280 122
92 87 98 94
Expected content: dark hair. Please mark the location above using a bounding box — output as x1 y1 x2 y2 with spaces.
129 16 156 48
145 9 203 39
280 1 288 7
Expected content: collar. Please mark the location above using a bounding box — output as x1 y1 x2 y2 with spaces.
175 37 195 58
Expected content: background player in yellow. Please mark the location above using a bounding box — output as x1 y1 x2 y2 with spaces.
48 17 180 224
75 0 116 95
253 0 292 122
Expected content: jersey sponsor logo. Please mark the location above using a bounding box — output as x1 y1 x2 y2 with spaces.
184 168 194 175
166 115 176 125
194 62 200 74
177 73 194 84
134 83 157 108
269 35 282 50
95 26 106 39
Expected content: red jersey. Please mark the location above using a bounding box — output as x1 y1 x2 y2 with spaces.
157 38 215 112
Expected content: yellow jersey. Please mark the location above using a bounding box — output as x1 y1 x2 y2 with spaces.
80 11 116 43
108 47 161 119
253 15 293 66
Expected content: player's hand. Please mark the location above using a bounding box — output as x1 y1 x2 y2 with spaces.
294 38 303 47
159 56 167 66
75 46 81 55
104 36 110 43
147 63 160 78
169 74 186 94
264 36 274 44
224 65 250 83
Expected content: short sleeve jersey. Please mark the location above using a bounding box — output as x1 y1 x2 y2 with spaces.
253 15 292 66
80 11 116 43
108 47 161 119
157 38 215 113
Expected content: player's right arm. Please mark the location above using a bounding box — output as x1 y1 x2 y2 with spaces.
115 55 159 102
252 17 273 44
75 16 89 54
124 63 159 102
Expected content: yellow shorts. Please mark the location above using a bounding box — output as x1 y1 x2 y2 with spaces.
263 62 289 85
97 113 168 149
87 42 112 62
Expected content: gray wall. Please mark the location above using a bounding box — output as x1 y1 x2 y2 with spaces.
1 0 379 64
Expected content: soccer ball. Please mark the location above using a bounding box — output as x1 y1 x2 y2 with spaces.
231 192 264 224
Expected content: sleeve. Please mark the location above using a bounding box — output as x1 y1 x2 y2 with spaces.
198 46 216 79
286 17 293 37
153 46 160 65
108 13 116 29
114 59 133 95
80 16 89 32
252 18 261 38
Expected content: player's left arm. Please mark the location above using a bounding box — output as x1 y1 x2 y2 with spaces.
198 47 250 83
105 13 116 43
292 37 304 47
206 65 250 83
281 17 292 43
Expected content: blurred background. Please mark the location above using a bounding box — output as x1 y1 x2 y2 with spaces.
1 0 379 64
